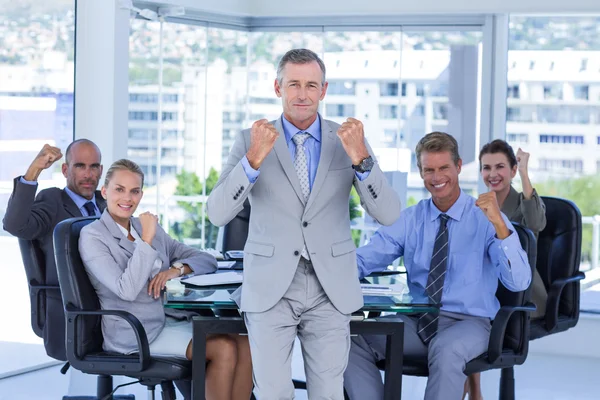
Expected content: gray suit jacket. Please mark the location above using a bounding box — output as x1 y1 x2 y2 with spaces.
207 116 402 314
79 210 217 354
2 176 106 360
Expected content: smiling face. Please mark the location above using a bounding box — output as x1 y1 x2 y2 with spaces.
480 152 517 194
102 169 143 228
274 61 328 130
420 150 462 211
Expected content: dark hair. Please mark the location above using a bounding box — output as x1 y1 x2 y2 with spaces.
104 159 145 188
65 139 101 164
277 48 326 85
415 131 461 172
478 139 517 169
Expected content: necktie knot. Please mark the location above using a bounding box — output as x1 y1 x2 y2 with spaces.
439 213 450 227
292 133 310 146
83 201 96 216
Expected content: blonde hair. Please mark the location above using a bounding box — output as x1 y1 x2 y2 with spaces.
415 131 461 172
104 159 144 188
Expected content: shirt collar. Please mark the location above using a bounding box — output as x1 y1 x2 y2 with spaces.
428 189 468 222
281 113 322 145
64 186 98 211
115 219 140 239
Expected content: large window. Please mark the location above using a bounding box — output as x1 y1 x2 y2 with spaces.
508 16 600 312
0 0 75 368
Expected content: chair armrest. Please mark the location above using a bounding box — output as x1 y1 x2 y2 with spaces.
65 304 150 371
487 302 536 363
29 280 60 291
545 272 585 331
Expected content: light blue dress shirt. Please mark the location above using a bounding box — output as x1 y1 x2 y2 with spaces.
240 114 368 184
357 190 532 319
19 176 100 217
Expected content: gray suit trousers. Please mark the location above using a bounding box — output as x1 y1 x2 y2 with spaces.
344 311 491 400
244 258 351 400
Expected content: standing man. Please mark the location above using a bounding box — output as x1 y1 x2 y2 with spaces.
207 49 401 399
343 132 532 400
3 139 105 360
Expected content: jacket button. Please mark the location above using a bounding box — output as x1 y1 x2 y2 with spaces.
303 222 308 227
294 250 299 256
240 186 245 191
367 184 372 189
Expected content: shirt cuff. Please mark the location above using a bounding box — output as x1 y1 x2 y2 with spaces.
495 230 522 266
241 155 260 183
355 171 370 181
20 176 38 186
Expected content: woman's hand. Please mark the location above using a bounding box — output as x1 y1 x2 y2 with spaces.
139 212 158 244
148 268 180 299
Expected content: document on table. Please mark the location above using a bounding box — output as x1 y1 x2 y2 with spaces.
182 271 243 287
217 261 237 269
361 283 406 296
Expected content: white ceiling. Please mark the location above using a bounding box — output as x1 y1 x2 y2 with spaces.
144 0 600 17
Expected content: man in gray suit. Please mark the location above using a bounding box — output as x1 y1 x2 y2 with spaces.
2 139 105 360
207 49 402 399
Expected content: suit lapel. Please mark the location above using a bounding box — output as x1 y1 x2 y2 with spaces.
61 190 82 217
95 191 107 213
101 210 136 256
273 117 306 205
305 118 336 213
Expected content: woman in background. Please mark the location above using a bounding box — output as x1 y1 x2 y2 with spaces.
464 140 547 400
79 159 253 400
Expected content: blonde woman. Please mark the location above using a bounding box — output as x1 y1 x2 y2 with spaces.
79 159 253 400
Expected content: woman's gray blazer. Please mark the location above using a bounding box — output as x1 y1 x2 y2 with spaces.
79 210 217 354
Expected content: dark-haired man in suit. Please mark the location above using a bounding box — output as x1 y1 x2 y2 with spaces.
3 139 105 360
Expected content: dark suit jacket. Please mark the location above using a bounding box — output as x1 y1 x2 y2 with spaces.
2 176 106 360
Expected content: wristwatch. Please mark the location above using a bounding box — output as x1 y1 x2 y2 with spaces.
171 261 185 276
352 156 374 173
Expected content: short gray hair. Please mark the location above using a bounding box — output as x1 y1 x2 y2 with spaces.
276 49 326 85
415 132 461 173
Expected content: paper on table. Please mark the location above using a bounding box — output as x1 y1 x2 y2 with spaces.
361 283 405 296
182 271 243 287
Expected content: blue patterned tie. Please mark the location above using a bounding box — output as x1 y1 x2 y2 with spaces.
417 213 450 344
292 133 311 259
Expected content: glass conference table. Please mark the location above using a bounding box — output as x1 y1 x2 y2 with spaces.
164 274 437 400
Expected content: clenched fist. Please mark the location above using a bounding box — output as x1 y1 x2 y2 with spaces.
24 144 63 181
337 118 370 165
246 119 279 169
139 212 159 244
516 148 530 174
475 192 502 223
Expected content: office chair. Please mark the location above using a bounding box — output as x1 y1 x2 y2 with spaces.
368 222 537 400
221 198 251 253
53 217 191 400
529 196 585 339
18 237 134 399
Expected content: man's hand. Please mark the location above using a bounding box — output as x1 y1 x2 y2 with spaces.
337 118 370 165
476 192 510 239
24 144 63 181
516 148 530 174
246 119 279 169
139 212 158 244
148 268 180 299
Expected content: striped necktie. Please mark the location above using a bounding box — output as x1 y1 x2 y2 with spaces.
417 213 450 344
292 132 311 259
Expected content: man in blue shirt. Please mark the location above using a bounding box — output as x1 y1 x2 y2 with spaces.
343 132 531 400
3 139 105 361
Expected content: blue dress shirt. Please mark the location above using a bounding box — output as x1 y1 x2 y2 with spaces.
20 176 100 217
241 114 368 184
357 190 531 319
